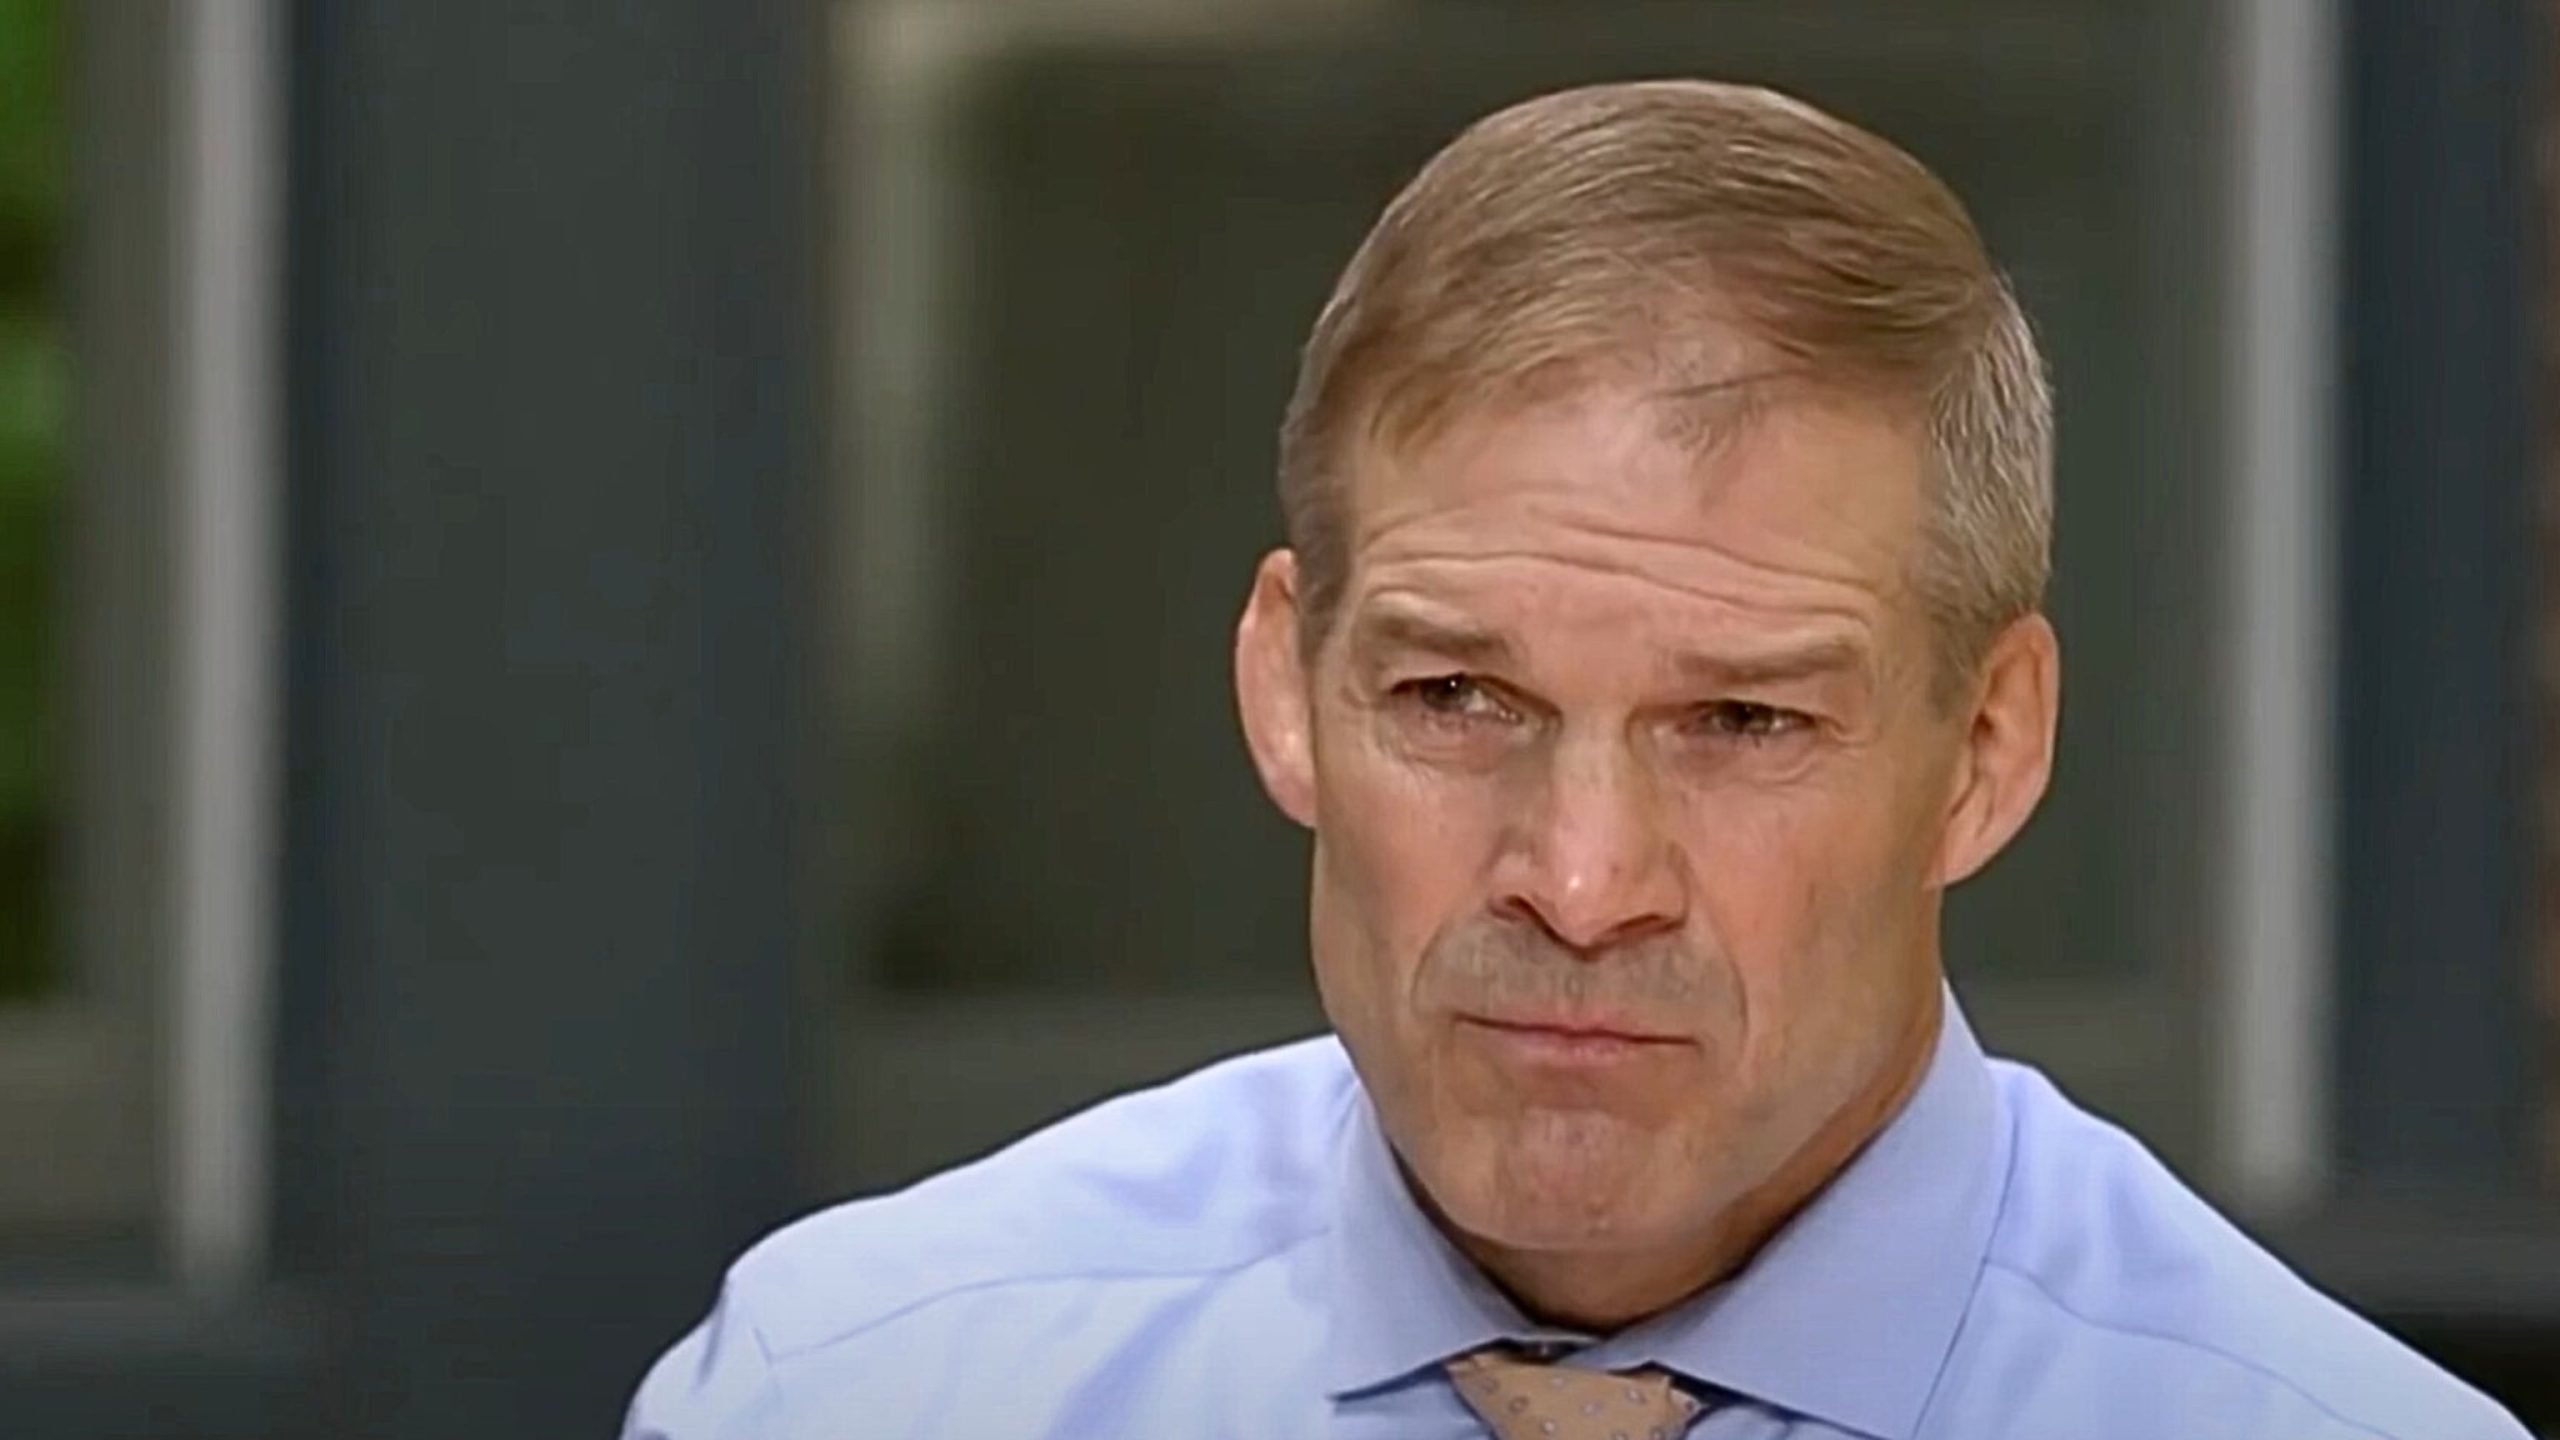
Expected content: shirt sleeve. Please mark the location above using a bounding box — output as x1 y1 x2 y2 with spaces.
621 1280 789 1440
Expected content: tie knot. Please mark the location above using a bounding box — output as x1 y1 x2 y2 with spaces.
1446 1348 1704 1440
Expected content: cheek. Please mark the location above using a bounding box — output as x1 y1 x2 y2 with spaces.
1665 785 1931 1177
1305 740 1504 1061
1311 721 1505 957
1674 770 1934 1004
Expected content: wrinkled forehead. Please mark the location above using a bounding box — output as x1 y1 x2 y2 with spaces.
1347 376 1929 584
1329 377 1937 686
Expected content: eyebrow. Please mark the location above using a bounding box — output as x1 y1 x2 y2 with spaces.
1346 609 1522 670
1350 605 1869 691
1667 637 1871 691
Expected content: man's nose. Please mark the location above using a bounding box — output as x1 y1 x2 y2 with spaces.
1495 736 1687 953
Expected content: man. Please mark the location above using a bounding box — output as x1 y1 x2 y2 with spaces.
626 81 2527 1439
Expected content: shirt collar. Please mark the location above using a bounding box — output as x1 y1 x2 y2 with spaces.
1321 989 2010 1439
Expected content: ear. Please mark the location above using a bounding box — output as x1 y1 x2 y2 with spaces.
1235 549 1319 829
1934 613 2060 887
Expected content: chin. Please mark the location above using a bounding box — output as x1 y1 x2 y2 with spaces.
1437 1108 1687 1247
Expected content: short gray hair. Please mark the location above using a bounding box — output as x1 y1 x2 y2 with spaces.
1276 79 2054 690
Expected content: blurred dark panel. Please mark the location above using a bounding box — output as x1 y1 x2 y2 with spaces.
0 1294 324 1439
2335 0 2540 1196
281 0 829 1434
2327 0 2558 1413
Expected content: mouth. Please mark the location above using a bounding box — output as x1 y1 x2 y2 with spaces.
1457 1015 1689 1066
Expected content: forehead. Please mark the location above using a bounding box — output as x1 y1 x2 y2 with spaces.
1337 382 1929 662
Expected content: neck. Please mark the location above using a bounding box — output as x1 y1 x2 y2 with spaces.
1455 990 1944 1333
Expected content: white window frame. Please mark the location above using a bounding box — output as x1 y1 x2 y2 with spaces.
2214 0 2339 1217
164 0 283 1294
830 0 2346 1207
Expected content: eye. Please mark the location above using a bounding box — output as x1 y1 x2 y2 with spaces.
1689 700 1811 742
1391 674 1518 725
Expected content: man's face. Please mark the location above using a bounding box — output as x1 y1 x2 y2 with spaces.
1236 373 2054 1288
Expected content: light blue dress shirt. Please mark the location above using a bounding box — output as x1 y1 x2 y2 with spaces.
625 998 2527 1438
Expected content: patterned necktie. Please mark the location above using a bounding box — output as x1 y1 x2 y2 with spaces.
1447 1348 1706 1440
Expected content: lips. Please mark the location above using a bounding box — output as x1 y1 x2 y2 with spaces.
1461 1014 1686 1046
1459 1016 1687 1072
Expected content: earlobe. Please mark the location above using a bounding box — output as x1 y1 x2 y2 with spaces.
1935 614 2061 888
1234 550 1320 829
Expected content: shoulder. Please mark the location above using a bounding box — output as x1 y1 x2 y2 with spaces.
722 1034 1357 1364
1955 1061 2525 1440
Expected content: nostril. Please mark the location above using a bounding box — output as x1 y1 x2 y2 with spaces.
1491 890 1682 959
1491 894 1589 950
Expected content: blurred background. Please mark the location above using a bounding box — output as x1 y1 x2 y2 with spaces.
0 0 2552 1434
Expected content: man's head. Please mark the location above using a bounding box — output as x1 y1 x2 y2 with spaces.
1234 80 2060 1325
